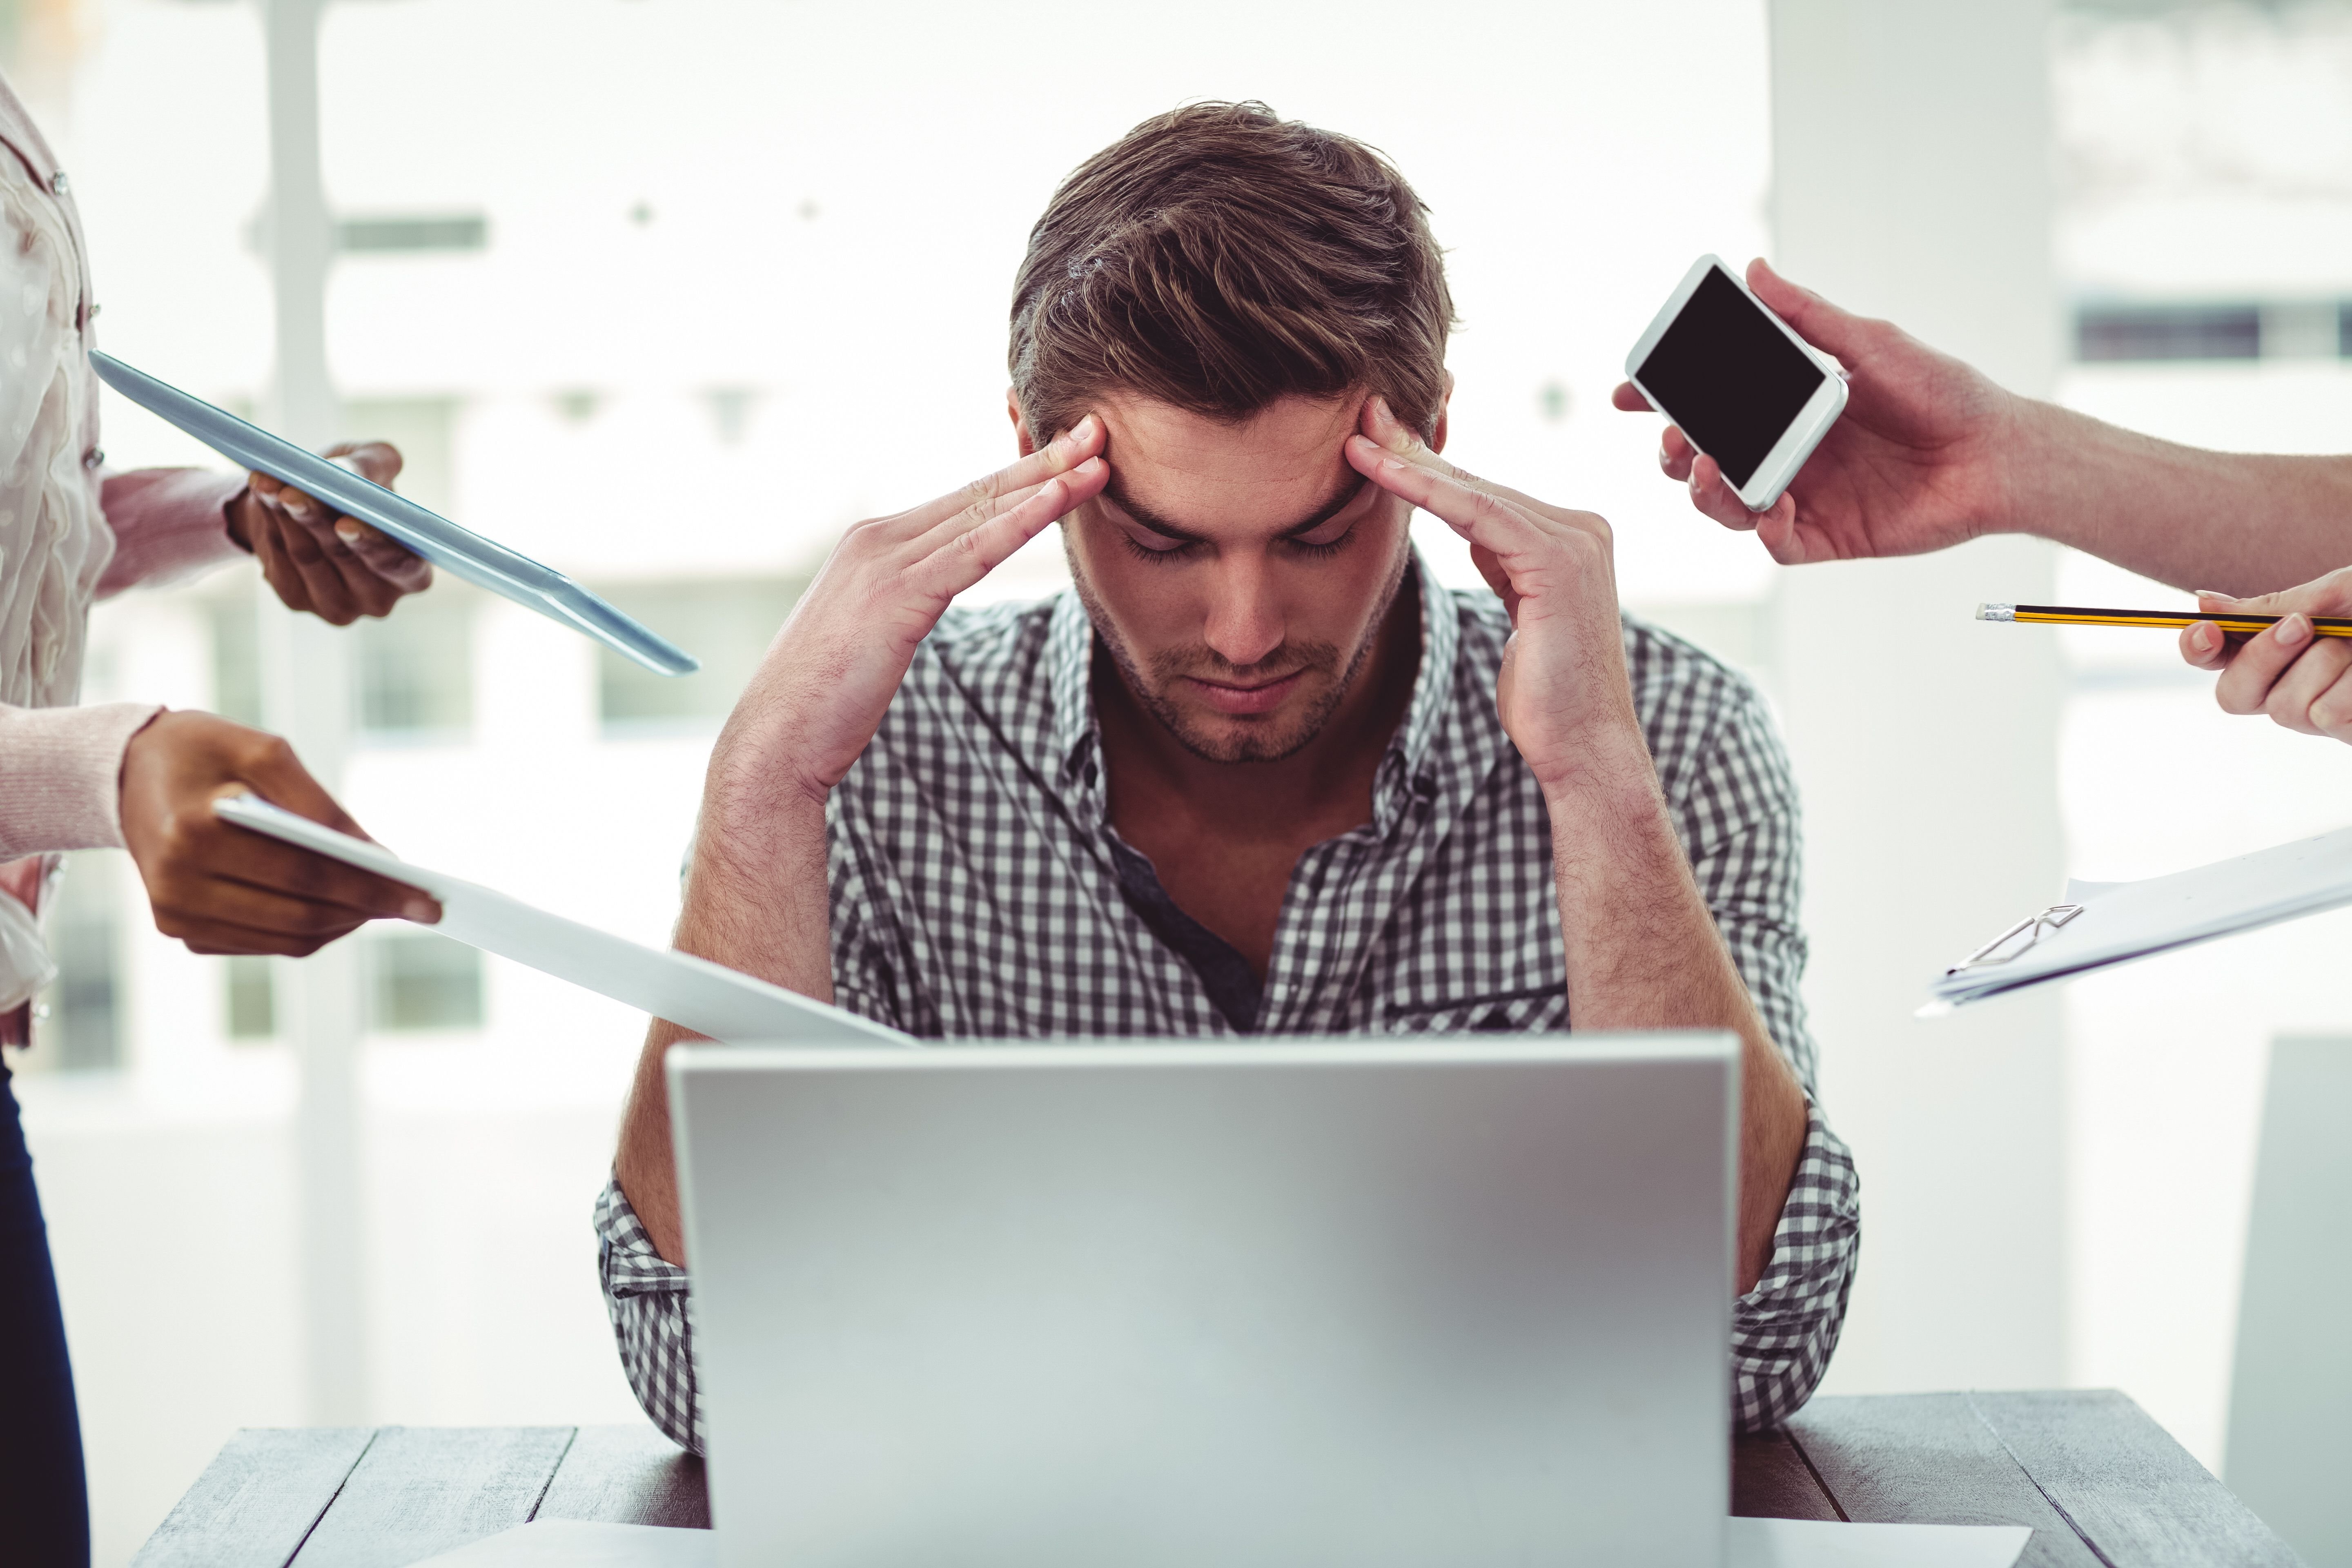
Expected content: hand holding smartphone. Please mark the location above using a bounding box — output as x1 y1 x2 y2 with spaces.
1624 256 1848 512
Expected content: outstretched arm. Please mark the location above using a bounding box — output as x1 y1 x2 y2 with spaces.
1347 399 1807 1291
1614 258 2352 597
612 419 1109 1265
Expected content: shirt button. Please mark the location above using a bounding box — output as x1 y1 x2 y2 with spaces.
83 448 104 469
48 170 68 197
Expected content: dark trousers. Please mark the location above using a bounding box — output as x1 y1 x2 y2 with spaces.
0 1057 90 1567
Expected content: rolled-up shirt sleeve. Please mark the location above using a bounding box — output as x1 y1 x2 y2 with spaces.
595 1175 703 1454
1675 677 1862 1432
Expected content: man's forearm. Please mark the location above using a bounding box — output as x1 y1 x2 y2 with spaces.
613 775 834 1266
2007 402 2352 595
1544 737 1808 1294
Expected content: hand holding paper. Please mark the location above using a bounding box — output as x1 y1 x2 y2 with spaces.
214 793 909 1047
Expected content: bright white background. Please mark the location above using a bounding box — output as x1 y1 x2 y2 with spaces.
2 1 2349 1561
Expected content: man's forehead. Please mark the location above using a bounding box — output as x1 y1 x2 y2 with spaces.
1093 392 1365 524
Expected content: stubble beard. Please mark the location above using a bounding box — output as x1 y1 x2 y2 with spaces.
1068 542 1414 766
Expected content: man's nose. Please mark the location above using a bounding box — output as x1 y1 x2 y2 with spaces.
1202 556 1285 670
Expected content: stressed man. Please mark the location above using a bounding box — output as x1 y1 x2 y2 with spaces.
599 102 1859 1449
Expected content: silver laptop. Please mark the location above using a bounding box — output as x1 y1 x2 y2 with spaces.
669 1033 1736 1568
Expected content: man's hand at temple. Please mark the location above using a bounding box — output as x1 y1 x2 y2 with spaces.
1613 258 2352 597
1346 398 1808 1291
615 419 1110 1265
2181 567 2352 745
714 416 1109 807
228 440 433 624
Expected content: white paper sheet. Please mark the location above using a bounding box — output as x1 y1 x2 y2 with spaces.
1928 823 2352 1010
1728 1516 2032 1568
408 1520 715 1567
213 794 910 1047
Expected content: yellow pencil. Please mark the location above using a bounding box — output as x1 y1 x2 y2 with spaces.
1977 603 2352 638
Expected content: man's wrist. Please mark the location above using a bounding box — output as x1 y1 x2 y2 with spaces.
1532 722 1661 814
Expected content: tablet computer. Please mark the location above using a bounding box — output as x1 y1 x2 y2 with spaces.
92 351 699 677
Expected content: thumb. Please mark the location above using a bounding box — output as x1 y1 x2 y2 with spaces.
239 742 370 840
325 440 403 488
1748 257 1866 365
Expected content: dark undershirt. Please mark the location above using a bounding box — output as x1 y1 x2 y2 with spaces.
1105 836 1263 1033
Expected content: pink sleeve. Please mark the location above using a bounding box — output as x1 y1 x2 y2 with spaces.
96 468 249 598
0 701 160 857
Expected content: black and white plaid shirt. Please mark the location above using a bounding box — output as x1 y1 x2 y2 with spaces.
597 553 1860 1450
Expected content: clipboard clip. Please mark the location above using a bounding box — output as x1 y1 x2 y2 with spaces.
1947 903 2086 973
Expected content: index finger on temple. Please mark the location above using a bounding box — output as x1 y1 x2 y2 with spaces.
1345 435 1546 556
1357 396 1476 486
917 415 1106 528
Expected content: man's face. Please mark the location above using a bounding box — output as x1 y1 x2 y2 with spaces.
1050 392 1418 765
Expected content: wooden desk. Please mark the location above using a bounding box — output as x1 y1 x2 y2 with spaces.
136 1390 2298 1568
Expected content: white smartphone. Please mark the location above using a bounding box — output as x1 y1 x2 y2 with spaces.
1623 255 1848 512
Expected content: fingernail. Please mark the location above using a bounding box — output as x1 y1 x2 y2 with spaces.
2193 589 2230 602
1382 456 1408 472
2192 624 2217 653
2279 613 2312 646
286 497 318 521
336 519 363 543
1659 447 1673 472
402 897 439 923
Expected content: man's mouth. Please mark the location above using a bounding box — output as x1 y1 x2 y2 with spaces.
1182 669 1307 717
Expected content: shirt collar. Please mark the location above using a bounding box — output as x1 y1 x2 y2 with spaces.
1371 550 1460 835
1042 548 1461 837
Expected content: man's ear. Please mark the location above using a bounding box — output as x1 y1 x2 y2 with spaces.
1008 388 1039 457
1429 371 1455 454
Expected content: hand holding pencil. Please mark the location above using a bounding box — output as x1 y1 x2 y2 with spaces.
2180 568 2352 746
1981 566 2352 747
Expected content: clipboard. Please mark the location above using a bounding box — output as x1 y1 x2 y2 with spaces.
214 793 909 1048
1925 825 2352 1013
91 352 699 677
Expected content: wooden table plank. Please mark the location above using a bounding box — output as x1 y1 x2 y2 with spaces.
132 1428 377 1568
1731 1431 1842 1521
1970 1390 2303 1568
533 1424 709 1529
1787 1393 2096 1566
288 1427 576 1568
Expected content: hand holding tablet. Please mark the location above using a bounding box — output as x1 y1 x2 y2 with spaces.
91 351 701 676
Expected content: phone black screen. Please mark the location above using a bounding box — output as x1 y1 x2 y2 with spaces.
1635 266 1826 488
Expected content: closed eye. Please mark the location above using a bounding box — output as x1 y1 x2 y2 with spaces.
1118 530 1196 564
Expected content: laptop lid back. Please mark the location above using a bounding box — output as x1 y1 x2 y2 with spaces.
670 1033 1735 1568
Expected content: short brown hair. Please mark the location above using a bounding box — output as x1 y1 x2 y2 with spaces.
1009 102 1454 444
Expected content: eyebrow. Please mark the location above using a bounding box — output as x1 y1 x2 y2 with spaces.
1100 472 1372 545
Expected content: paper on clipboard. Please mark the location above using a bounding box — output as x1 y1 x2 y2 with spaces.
90 351 699 677
1926 824 2352 1011
213 794 909 1048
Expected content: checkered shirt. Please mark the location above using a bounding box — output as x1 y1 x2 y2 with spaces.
596 554 1861 1452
